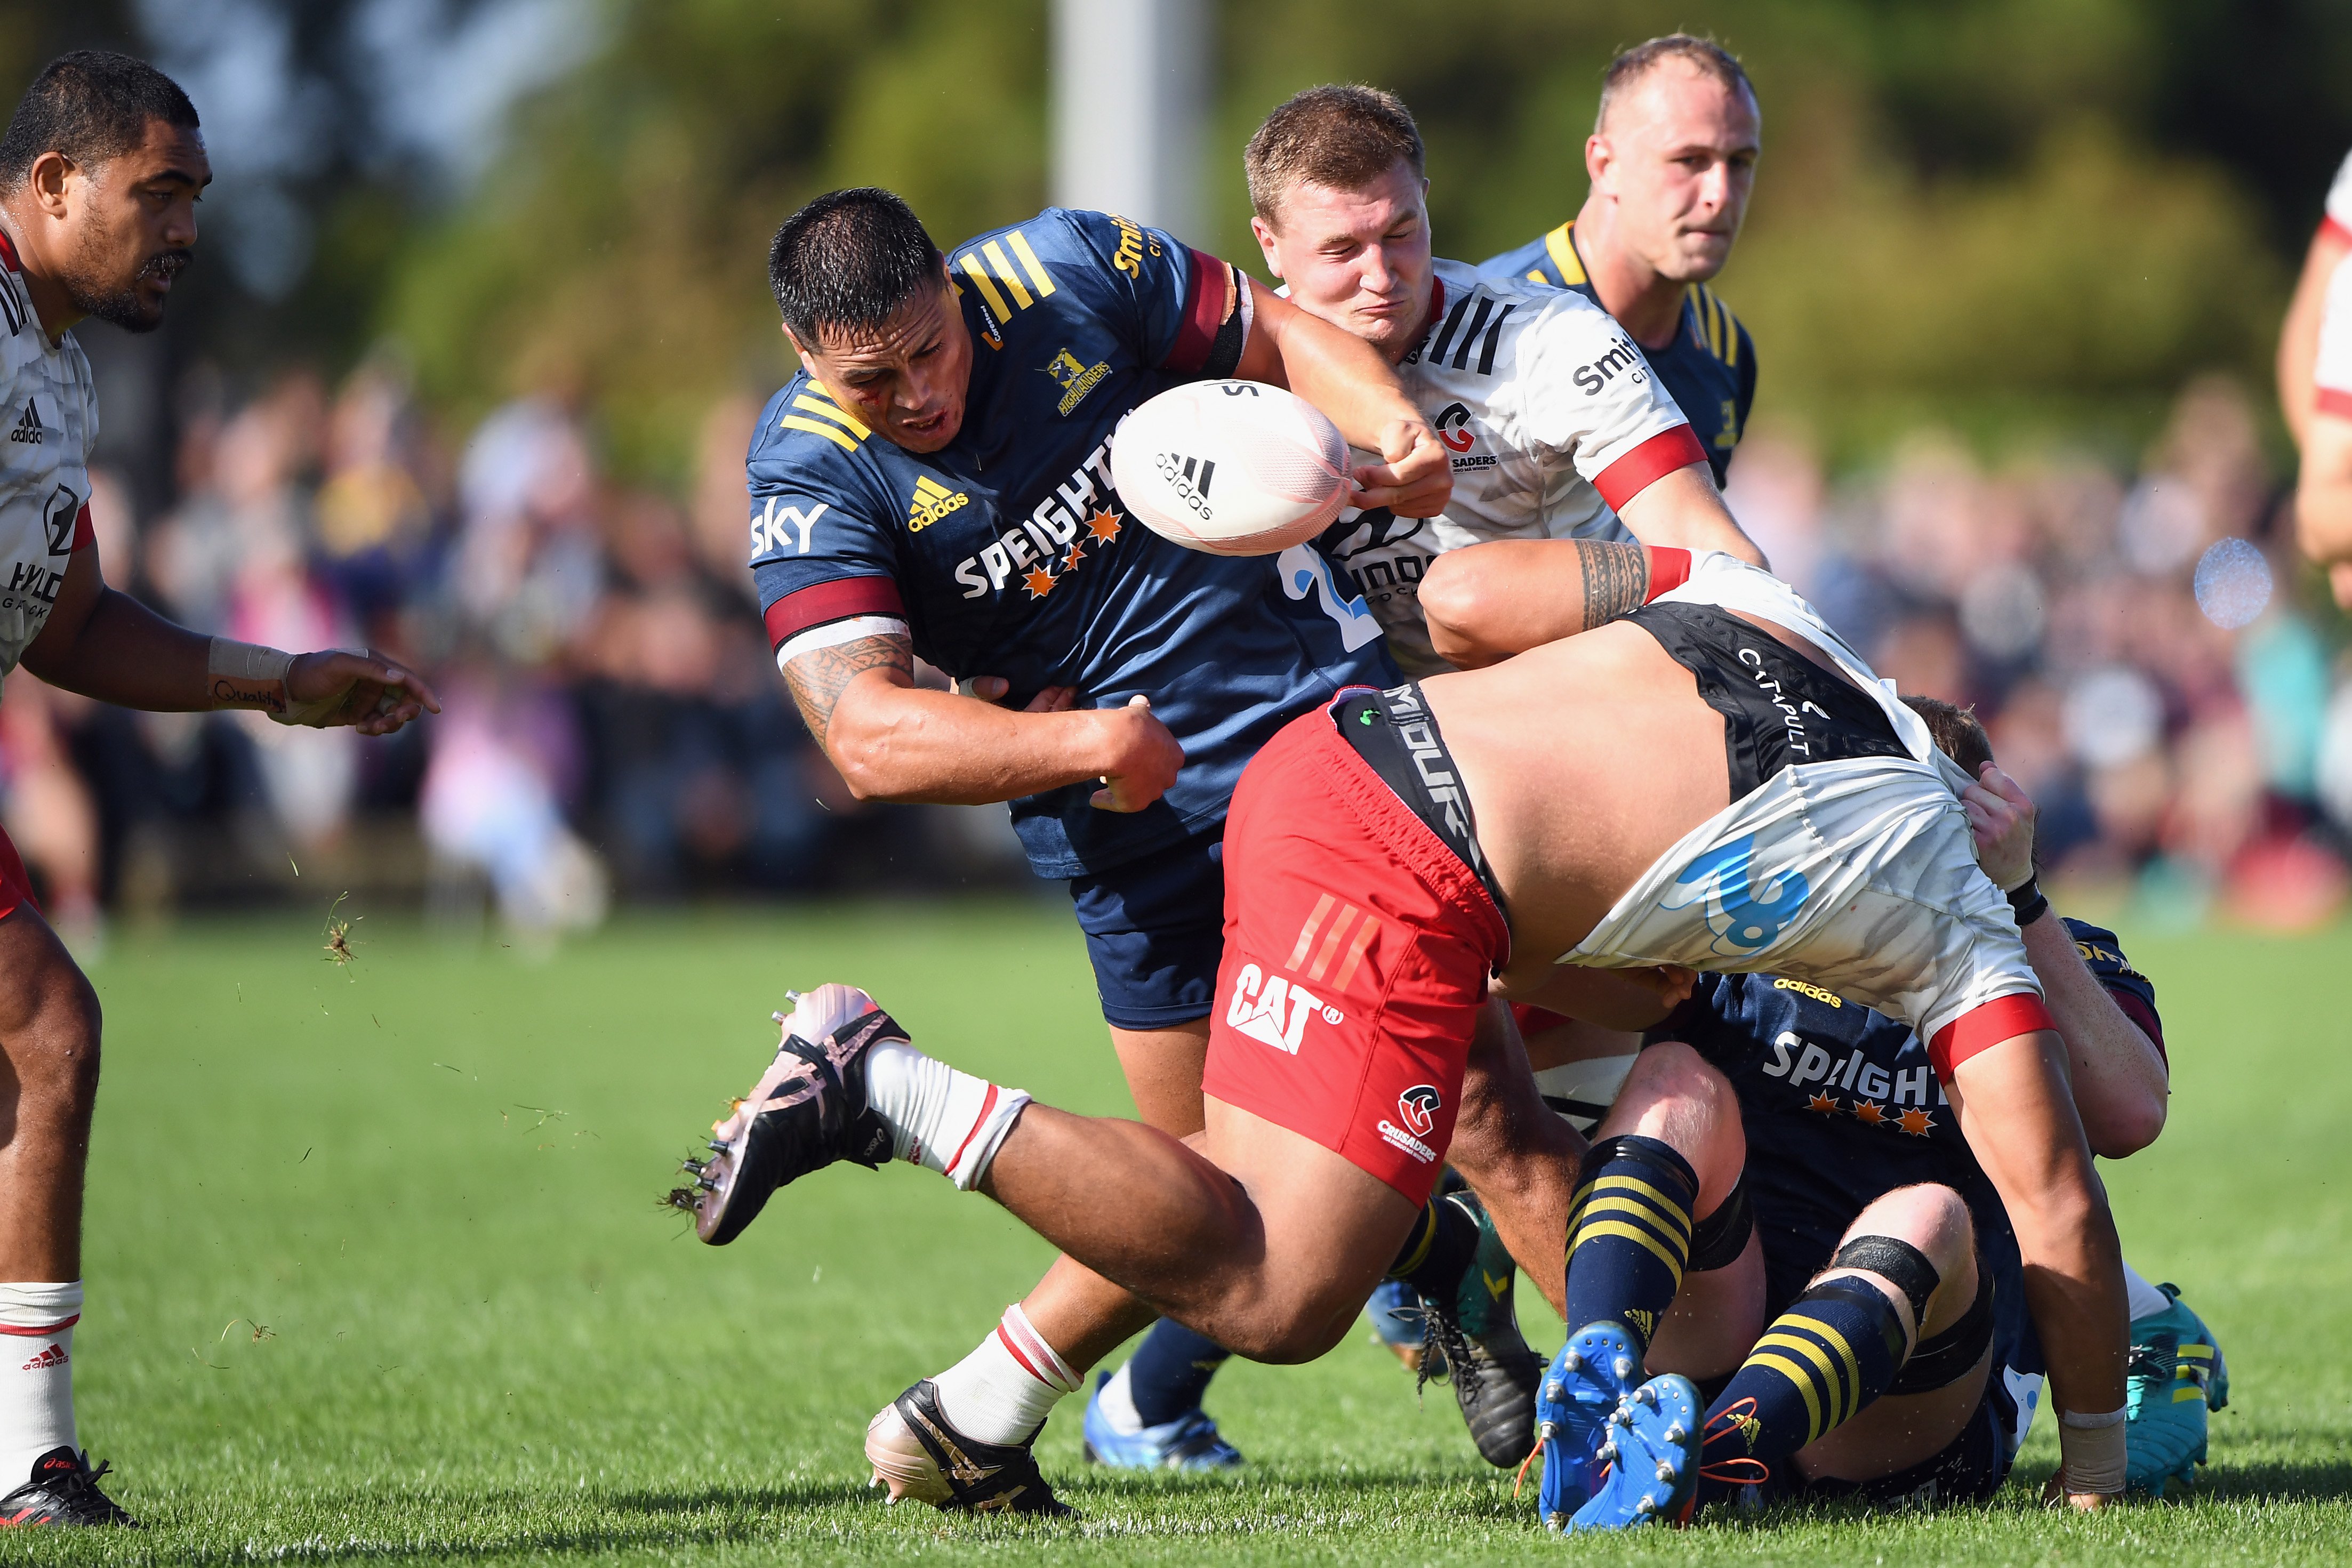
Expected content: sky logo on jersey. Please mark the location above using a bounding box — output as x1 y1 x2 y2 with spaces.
1042 347 1111 416
906 476 969 533
1225 961 1343 1055
1665 833 1811 954
751 496 828 557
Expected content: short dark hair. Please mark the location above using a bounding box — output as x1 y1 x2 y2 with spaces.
767 187 944 348
0 51 199 194
1596 34 1755 133
1245 85 1425 224
1903 694 1994 777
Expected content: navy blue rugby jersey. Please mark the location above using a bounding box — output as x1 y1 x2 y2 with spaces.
1659 918 2163 1379
1479 219 1754 487
748 207 1393 880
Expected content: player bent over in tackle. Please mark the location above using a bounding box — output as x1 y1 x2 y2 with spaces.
676 548 2124 1519
0 53 438 1525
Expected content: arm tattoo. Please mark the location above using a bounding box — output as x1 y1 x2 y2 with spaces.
782 631 912 745
1576 540 1651 630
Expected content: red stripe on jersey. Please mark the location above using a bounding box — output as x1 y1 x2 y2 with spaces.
0 1316 77 1337
71 504 94 551
2109 989 2166 1065
1165 250 1237 373
2318 387 2352 422
761 575 906 652
1928 992 2056 1082
0 229 18 274
1644 546 1692 601
2324 214 2352 247
1592 426 1708 512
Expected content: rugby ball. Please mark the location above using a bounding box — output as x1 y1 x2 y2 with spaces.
1110 381 1352 556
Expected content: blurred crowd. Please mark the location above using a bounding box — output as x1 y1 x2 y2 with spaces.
1728 376 2351 932
28 361 1025 948
14 363 2350 941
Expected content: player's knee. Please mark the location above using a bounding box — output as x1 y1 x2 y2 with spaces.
1608 1043 1743 1153
1215 1280 1361 1364
1847 1183 1972 1276
10 962 102 1110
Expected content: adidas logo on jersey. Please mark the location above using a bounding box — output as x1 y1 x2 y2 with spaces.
18 1343 65 1372
906 475 969 533
7 400 42 445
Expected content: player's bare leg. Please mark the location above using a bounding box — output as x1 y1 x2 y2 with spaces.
0 902 129 1523
1447 999 1584 1320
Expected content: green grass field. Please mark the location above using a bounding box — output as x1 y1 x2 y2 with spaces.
7 899 2348 1564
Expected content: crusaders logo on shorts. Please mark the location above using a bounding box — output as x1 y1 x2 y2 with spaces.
1396 1084 1442 1139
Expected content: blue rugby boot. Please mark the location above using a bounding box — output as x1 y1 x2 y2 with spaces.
1535 1321 1644 1526
670 984 898 1245
1080 1373 1243 1471
1563 1374 1702 1532
2125 1282 2228 1497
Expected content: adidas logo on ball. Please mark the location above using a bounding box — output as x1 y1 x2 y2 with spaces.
1154 452 1215 520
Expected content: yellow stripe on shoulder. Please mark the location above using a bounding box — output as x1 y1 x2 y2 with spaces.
1543 220 1586 286
778 415 858 453
958 252 1014 323
1006 229 1057 297
792 393 870 439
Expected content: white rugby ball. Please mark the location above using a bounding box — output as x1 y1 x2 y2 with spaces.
1110 381 1352 556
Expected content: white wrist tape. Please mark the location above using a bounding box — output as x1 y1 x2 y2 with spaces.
2057 1405 2128 1494
206 637 293 685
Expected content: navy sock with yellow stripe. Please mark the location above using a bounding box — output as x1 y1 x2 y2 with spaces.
1386 1190 1481 1301
1695 1275 1905 1500
1561 1134 1697 1352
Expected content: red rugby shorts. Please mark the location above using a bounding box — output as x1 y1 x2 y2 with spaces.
1201 706 1509 1205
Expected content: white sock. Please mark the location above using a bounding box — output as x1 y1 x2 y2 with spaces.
932 1304 1083 1445
864 1040 1030 1190
1095 1360 1145 1434
0 1282 78 1480
2120 1259 2172 1323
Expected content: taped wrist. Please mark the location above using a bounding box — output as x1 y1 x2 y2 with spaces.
2058 1406 2127 1494
1829 1234 1940 1325
1685 1175 1753 1273
207 637 293 685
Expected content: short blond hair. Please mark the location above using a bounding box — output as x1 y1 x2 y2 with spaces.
1245 84 1424 224
1596 35 1755 133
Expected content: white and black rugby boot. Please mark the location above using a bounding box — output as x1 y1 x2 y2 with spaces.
671 984 900 1245
866 1380 1074 1516
0 1448 137 1527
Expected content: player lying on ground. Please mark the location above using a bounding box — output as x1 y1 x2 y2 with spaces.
0 52 438 1527
736 186 1614 1476
1523 697 2204 1529
677 545 2123 1517
1086 80 1767 1474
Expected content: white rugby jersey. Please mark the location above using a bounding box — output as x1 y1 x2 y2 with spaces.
1318 258 1704 674
0 234 94 677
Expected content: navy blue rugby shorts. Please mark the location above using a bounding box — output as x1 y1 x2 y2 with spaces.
1067 826 1225 1030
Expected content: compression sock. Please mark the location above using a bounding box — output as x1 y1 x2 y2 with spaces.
862 1040 1030 1191
931 1303 1084 1445
2120 1259 2173 1322
1385 1189 1482 1301
0 1283 78 1481
1114 1319 1234 1429
1561 1134 1697 1351
1692 1274 1905 1503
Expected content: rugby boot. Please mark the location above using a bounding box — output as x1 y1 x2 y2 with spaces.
1413 1192 1543 1467
672 984 898 1245
1080 1372 1243 1471
1535 1321 1645 1526
2125 1282 2229 1497
866 1379 1073 1515
1562 1374 1702 1533
0 1448 137 1527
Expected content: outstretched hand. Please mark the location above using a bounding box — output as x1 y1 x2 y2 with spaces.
282 650 441 735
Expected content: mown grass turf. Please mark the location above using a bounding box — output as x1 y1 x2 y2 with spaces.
3 900 2345 1564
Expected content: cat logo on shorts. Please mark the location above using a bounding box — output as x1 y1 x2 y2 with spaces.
1396 1084 1442 1139
1663 832 1811 955
1225 962 1343 1055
